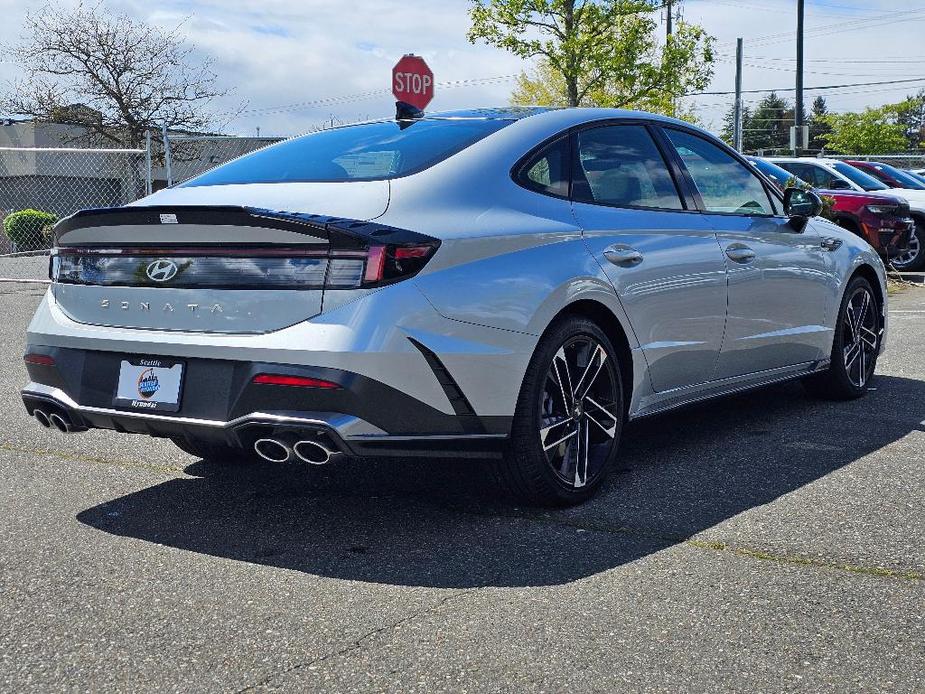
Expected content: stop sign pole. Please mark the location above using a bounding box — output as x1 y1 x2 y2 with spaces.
392 54 434 114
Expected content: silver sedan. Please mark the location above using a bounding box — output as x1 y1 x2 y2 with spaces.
22 107 887 505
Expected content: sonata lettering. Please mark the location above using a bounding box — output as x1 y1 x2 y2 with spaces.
98 299 225 315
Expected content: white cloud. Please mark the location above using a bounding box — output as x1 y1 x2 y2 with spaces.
1 0 923 136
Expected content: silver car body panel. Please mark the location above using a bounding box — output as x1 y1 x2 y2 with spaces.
25 109 889 440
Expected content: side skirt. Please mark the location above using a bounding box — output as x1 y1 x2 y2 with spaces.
630 360 830 420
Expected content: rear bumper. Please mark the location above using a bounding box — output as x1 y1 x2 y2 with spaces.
20 344 510 459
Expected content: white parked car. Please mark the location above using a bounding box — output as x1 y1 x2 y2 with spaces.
769 157 925 270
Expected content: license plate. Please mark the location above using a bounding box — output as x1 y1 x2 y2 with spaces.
113 358 184 412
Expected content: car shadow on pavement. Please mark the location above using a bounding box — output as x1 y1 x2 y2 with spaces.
77 375 925 588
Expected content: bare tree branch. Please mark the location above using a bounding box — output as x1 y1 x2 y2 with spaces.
1 1 237 148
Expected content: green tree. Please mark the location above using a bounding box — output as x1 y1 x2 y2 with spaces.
820 105 909 154
896 90 925 150
807 96 831 152
720 103 752 149
468 0 714 113
747 92 792 153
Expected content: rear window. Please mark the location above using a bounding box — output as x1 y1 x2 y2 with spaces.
181 119 512 186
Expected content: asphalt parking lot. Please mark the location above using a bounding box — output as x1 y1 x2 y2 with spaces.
0 278 923 692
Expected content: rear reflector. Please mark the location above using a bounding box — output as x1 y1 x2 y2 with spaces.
252 373 340 389
24 353 55 366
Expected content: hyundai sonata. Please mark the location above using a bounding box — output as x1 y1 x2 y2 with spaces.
21 108 887 505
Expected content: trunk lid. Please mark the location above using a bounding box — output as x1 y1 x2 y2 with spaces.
50 204 438 334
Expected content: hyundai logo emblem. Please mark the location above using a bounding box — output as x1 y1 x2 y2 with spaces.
145 259 179 282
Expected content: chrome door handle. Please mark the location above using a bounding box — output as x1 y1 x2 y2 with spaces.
603 246 644 266
725 245 756 263
821 237 843 251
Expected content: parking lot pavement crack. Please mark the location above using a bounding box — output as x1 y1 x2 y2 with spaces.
235 584 491 692
445 506 925 583
0 441 185 476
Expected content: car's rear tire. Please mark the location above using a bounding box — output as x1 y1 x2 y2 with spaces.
498 316 624 506
171 436 257 462
803 275 880 400
891 219 925 271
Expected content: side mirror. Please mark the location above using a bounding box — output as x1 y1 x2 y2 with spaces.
827 178 852 191
784 187 823 219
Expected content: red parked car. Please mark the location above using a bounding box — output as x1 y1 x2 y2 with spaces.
845 160 925 191
748 157 914 262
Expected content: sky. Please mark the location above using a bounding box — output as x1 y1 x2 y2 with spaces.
0 0 923 137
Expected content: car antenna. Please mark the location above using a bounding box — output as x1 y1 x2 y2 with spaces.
395 101 424 129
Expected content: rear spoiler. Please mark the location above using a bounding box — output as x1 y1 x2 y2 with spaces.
53 205 437 250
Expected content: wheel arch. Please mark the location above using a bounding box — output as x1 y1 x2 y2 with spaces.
849 263 885 314
543 298 635 418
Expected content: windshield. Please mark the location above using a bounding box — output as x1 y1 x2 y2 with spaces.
868 162 925 190
748 158 808 190
181 118 512 186
830 161 889 191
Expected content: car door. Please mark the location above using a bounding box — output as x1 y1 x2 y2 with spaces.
570 122 728 393
660 128 834 380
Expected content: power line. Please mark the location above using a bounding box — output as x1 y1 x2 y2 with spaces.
688 76 925 97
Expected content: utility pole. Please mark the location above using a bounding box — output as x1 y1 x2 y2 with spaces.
666 0 674 117
734 38 744 152
794 0 805 156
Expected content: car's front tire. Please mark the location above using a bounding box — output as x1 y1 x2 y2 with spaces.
803 275 880 400
891 220 925 271
499 316 624 506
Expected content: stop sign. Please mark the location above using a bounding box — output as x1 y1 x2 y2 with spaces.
392 55 434 111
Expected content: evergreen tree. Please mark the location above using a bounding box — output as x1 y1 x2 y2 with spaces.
896 90 925 150
748 92 792 153
720 103 752 150
808 96 831 153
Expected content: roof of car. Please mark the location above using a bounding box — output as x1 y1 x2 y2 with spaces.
421 107 554 120
421 106 704 130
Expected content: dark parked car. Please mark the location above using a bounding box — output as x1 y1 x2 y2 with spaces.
748 157 914 263
846 160 925 191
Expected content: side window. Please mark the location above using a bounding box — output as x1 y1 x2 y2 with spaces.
516 136 569 197
796 164 828 188
572 125 683 210
664 129 775 215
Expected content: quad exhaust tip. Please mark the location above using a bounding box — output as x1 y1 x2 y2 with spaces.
293 439 334 465
252 437 337 465
253 438 292 463
48 413 71 433
33 409 51 428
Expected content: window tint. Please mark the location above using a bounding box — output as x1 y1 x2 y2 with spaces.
778 162 832 189
830 162 889 191
517 136 569 197
181 119 512 186
748 158 807 190
573 125 683 209
869 163 925 190
665 129 774 215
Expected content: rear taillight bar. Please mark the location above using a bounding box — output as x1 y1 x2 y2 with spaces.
51 242 438 290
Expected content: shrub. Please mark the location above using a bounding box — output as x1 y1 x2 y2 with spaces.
2 209 58 251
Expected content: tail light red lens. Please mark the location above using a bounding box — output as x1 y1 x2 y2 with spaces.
360 243 438 285
24 353 55 366
252 373 341 389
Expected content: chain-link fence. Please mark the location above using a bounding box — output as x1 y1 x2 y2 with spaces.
0 134 285 256
821 153 925 172
0 146 148 254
